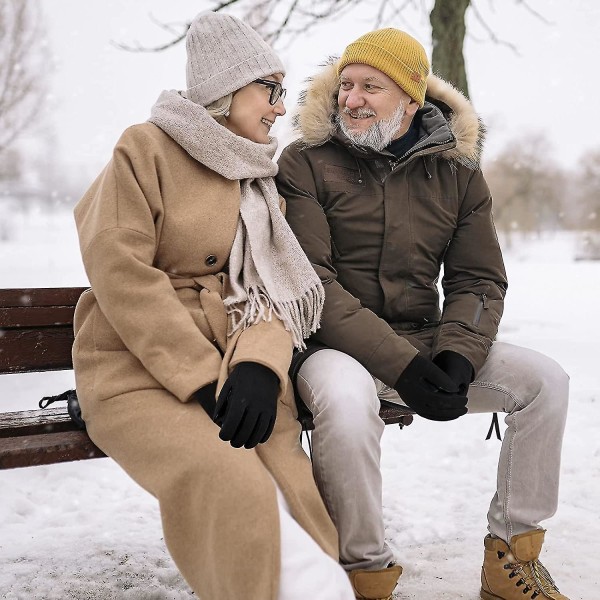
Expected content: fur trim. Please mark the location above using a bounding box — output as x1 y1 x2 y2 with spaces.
293 59 484 167
293 58 339 148
425 74 485 168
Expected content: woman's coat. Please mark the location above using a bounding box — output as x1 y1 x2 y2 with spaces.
72 122 338 600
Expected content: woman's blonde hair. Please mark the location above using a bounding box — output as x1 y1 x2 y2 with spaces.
206 93 233 124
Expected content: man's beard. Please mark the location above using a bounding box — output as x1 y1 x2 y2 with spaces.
336 104 406 151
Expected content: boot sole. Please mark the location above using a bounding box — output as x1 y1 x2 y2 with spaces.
480 589 504 600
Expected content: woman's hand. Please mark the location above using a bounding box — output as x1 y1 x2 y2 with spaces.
214 362 280 449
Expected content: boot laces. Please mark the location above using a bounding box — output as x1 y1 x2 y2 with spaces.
498 551 561 598
531 560 561 597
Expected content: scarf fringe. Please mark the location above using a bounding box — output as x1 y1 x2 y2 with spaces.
226 284 324 350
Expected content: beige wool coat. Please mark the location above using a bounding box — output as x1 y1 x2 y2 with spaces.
72 122 338 599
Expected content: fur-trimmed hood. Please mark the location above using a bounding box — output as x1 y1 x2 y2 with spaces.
293 60 485 168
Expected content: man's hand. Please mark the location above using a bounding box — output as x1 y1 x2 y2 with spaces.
433 350 474 396
214 362 280 449
394 354 468 421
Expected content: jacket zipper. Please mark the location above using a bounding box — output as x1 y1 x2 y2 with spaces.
386 138 456 176
473 293 489 326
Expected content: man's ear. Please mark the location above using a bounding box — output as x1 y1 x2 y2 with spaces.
405 98 420 117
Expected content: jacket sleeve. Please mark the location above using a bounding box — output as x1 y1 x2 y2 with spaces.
74 127 223 402
432 167 508 374
276 144 418 387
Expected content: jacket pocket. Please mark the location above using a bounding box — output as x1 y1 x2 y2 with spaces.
322 165 366 193
472 293 489 327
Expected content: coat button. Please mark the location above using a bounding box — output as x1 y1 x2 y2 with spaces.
205 254 217 267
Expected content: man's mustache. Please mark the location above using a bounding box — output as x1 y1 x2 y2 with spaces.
341 107 377 118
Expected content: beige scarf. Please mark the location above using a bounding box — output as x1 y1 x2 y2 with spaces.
149 90 324 349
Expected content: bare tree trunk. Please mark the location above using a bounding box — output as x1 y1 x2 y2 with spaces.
0 0 46 154
429 0 470 98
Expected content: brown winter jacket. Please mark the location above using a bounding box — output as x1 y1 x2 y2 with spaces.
72 123 338 599
276 63 507 386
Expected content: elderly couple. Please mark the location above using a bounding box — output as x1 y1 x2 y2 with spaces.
72 10 570 600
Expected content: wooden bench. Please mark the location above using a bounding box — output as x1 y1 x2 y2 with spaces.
0 287 414 470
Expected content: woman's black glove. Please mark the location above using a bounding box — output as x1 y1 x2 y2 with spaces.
433 350 474 396
193 381 218 417
214 362 280 449
394 354 468 421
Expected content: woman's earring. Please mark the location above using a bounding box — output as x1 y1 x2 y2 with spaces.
224 110 230 118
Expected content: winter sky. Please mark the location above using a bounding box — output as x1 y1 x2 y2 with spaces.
36 0 600 177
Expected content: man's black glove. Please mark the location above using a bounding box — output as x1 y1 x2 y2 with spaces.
214 362 279 449
394 354 468 421
433 350 474 396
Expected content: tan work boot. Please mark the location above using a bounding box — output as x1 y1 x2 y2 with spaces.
480 530 569 599
349 563 402 600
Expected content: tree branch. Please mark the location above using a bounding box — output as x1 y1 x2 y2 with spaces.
265 0 302 42
514 0 552 25
469 1 519 55
111 25 189 53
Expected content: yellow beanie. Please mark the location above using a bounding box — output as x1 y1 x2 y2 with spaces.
337 28 430 107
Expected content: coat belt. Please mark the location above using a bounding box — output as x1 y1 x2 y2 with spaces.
170 274 229 352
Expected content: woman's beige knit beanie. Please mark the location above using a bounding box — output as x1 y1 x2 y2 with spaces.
185 11 285 106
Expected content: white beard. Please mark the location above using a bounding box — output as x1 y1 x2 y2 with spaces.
336 104 406 151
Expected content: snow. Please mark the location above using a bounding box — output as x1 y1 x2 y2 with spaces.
0 211 597 599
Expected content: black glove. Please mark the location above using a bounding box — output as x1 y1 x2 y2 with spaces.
394 354 468 422
214 362 279 449
433 350 474 396
193 381 218 417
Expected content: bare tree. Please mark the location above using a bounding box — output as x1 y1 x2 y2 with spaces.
114 1 544 100
430 0 470 97
485 133 566 243
574 149 600 231
0 0 47 154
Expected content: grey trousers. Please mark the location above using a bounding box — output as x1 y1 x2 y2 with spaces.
296 342 569 571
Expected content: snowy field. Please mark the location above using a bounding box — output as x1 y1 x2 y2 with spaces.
0 208 598 599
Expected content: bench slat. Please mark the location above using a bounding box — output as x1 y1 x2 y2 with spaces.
379 402 414 426
0 430 106 469
0 403 414 470
0 287 88 308
0 327 75 373
297 401 413 431
0 305 77 328
0 407 77 437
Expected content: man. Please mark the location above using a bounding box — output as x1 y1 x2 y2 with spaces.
276 28 570 600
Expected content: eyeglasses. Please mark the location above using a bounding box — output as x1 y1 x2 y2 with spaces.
254 78 287 105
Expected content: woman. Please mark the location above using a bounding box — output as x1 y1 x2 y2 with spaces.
72 11 354 600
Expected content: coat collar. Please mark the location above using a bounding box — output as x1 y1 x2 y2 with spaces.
293 59 485 169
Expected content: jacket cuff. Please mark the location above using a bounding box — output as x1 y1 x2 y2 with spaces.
365 333 419 388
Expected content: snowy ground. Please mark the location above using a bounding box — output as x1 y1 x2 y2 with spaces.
1 208 598 599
